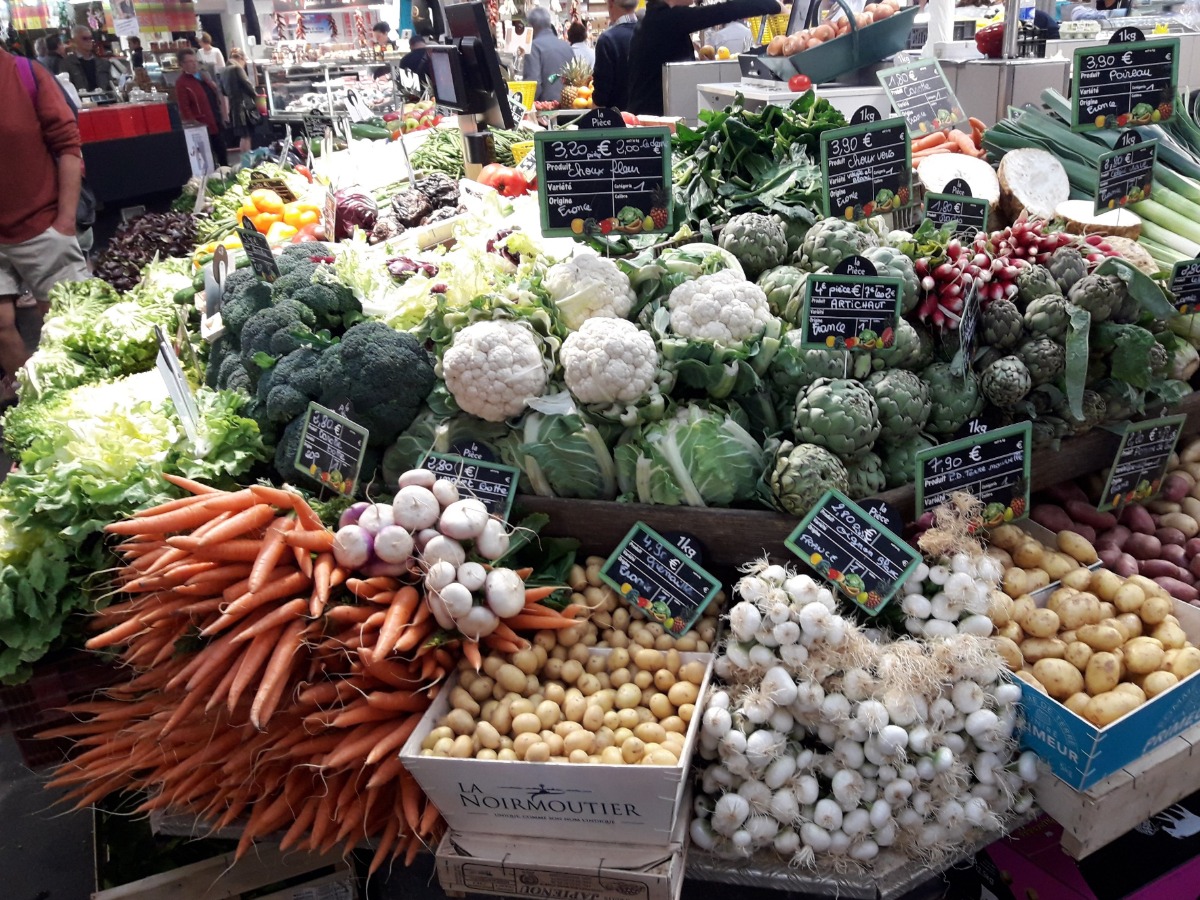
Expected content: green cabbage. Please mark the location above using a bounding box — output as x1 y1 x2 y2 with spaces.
503 407 620 501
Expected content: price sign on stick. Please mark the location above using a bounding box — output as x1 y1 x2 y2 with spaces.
799 256 901 350
915 421 1032 521
294 402 368 496
419 451 519 519
876 58 967 135
820 117 912 221
235 216 280 282
154 326 203 451
923 179 989 237
600 522 721 636
1169 258 1200 312
784 490 921 615
1095 133 1157 215
1071 32 1179 133
1099 415 1186 511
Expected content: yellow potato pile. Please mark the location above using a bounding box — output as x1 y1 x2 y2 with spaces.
988 523 1097 600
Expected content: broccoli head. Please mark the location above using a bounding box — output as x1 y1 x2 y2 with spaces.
240 299 318 375
290 280 363 330
277 242 332 275
216 351 253 395
317 321 435 447
205 334 234 390
256 347 323 424
220 268 273 341
272 260 318 299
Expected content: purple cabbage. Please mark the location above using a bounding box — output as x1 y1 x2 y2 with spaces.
333 187 379 241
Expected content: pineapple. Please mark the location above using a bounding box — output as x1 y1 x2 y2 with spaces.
649 185 668 229
558 57 593 109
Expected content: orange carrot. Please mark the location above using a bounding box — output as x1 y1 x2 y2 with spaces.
345 578 382 600
183 539 264 561
968 116 987 135
364 690 429 712
249 484 301 509
233 598 308 643
365 713 423 766
249 518 295 592
375 587 420 661
291 494 325 532
162 473 219 494
292 545 313 579
217 570 312 624
399 769 421 833
311 551 334 617
133 493 212 518
250 618 306 729
370 816 401 875
911 131 947 151
948 129 977 154
104 502 219 535
195 503 277 547
484 634 522 653
490 620 529 649
392 620 434 654
418 798 440 837
462 638 482 672
286 529 334 551
523 585 567 603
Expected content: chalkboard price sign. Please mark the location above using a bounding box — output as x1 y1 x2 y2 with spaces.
1169 258 1200 313
1071 38 1179 133
235 217 281 282
915 421 1032 522
799 270 902 350
876 58 966 135
923 192 989 237
294 402 369 496
784 490 921 614
820 118 912 221
1095 137 1157 215
600 522 722 635
534 128 673 238
419 451 519 519
1099 414 1186 511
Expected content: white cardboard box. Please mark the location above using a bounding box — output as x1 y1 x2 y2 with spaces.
401 650 712 845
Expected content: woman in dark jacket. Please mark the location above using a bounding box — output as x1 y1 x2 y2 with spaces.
222 48 259 156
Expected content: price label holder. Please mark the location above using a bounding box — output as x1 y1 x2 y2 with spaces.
418 451 519 519
798 256 901 351
923 178 989 237
876 58 967 135
534 127 672 238
1098 414 1186 511
248 169 298 203
154 326 204 452
235 216 281 282
323 188 337 242
194 161 209 214
599 522 722 636
915 421 1032 522
1095 132 1157 215
1169 257 1200 312
199 244 229 343
575 107 626 129
1071 29 1179 133
820 116 912 221
784 490 921 614
950 282 980 377
294 402 369 496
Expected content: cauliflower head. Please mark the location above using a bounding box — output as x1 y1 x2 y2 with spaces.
667 270 773 343
442 320 547 422
561 318 658 405
544 251 636 331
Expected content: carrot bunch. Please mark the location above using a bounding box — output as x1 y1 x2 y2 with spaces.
911 119 988 169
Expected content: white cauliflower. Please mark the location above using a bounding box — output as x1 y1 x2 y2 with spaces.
544 251 636 331
442 321 547 422
561 318 658 405
667 270 773 342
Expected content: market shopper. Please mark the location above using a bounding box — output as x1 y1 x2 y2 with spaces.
568 22 595 67
222 48 260 157
372 21 396 50
398 34 430 81
0 45 88 391
64 26 112 92
36 35 67 76
593 0 638 109
708 17 753 54
128 36 144 68
523 7 575 103
626 0 780 115
196 32 225 74
176 48 228 167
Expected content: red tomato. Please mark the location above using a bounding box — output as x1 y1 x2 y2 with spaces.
788 73 813 92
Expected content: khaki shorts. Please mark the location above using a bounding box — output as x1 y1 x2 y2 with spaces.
0 226 90 302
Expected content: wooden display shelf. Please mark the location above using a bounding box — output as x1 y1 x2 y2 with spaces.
1032 716 1200 859
519 391 1200 569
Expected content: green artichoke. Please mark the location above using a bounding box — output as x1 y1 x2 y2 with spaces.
1031 415 1070 449
771 331 872 417
1068 273 1121 323
921 362 984 434
774 214 810 256
872 317 920 371
974 345 1005 375
794 218 879 272
863 246 920 315
793 377 881 459
1110 281 1140 324
979 299 1024 350
1095 379 1143 422
1016 264 1061 308
865 369 931 442
1048 246 1087 294
909 323 936 371
845 450 886 500
719 213 789 280
1018 337 1066 387
879 434 935 489
1023 295 1071 341
1150 342 1169 376
981 355 1032 408
757 266 809 323
1055 389 1107 435
1087 354 1108 386
765 440 849 516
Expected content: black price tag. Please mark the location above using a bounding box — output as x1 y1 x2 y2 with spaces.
294 402 369 496
1095 136 1157 215
851 105 881 125
247 169 298 203
923 192 989 238
1099 414 1186 511
915 421 1032 523
419 451 519 519
820 117 912 220
799 265 902 351
876 58 967 135
857 498 904 536
952 282 981 376
1071 37 1179 133
576 107 626 129
600 522 721 636
236 216 281 282
1169 258 1200 313
784 490 921 615
534 127 672 238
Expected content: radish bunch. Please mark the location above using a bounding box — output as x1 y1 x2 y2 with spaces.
914 238 1026 328
691 559 1035 868
984 216 1116 268
331 468 525 640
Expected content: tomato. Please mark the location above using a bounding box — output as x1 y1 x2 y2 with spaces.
292 223 325 243
788 73 812 92
477 163 505 188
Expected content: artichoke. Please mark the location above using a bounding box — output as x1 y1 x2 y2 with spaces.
1110 282 1140 324
1068 273 1121 323
765 440 849 516
865 369 931 442
872 317 920 371
878 434 935 489
771 332 872 417
979 299 1024 350
1016 264 1061 308
1023 295 1071 341
1048 246 1088 293
1018 338 1066 387
1150 341 1169 376
1095 379 1143 422
1055 389 1107 435
863 246 920 315
974 345 1006 375
981 355 1032 408
845 450 886 500
774 214 810 257
1087 354 1108 386
793 377 881 459
1031 415 1070 449
757 266 809 323
909 323 936 371
719 213 789 280
921 362 984 434
795 218 879 272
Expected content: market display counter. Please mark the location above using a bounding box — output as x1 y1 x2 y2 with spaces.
81 130 194 205
697 81 890 123
939 57 1071 126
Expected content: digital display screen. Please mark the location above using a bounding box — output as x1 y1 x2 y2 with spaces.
430 50 457 106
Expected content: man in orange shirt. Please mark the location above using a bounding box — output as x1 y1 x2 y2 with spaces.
0 45 87 391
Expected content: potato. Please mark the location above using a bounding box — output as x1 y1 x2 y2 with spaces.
1062 568 1095 592
1128 575 1169 600
1161 512 1200 539
988 591 1013 626
1043 552 1077 581
1172 646 1200 680
1033 658 1085 699
1027 568 1052 591
1091 569 1123 602
1140 594 1172 625
1020 637 1067 663
1064 641 1093 671
1076 624 1124 652
1031 504 1074 533
1065 692 1091 716
1024 608 1061 638
1123 639 1165 674
1113 582 1145 614
1114 613 1143 642
998 621 1024 644
1015 670 1047 694
1083 690 1141 727
1059 530 1099 564
1114 682 1147 703
1004 567 1030 598
991 524 1026 551
1057 594 1098 631
995 636 1023 670
1011 596 1037 626
1098 601 1116 620
1085 652 1120 695
1144 670 1180 697
1060 629 1078 645
1152 620 1188 650
988 547 1015 569
1013 541 1045 569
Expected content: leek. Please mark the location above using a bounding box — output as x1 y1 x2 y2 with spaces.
1134 216 1200 258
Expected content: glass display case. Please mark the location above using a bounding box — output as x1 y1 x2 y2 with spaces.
263 60 399 119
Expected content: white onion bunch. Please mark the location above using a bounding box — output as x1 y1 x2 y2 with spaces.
900 551 1004 639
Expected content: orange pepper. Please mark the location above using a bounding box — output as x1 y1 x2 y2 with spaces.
237 203 257 222
294 209 319 227
250 188 285 214
250 211 282 232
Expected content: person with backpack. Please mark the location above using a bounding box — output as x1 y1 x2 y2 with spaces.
0 45 88 397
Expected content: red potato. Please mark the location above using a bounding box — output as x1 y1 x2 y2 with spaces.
1126 534 1163 560
1161 543 1189 568
1177 569 1195 586
1151 513 1162 527
1099 547 1123 568
1032 505 1074 533
1190 554 1200 579
1163 475 1192 503
1063 523 1097 543
1140 558 1185 580
1156 576 1199 603
1066 501 1117 531
1187 538 1200 560
1099 525 1132 550
1121 504 1157 536
1157 527 1187 547
1115 553 1140 578
1047 482 1090 505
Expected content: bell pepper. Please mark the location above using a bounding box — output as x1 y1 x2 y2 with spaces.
294 165 312 183
283 202 322 228
266 221 299 244
221 234 243 249
250 188 285 214
383 111 401 122
250 211 282 232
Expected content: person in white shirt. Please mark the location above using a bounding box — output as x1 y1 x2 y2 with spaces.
197 32 225 72
567 21 595 66
707 18 753 54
